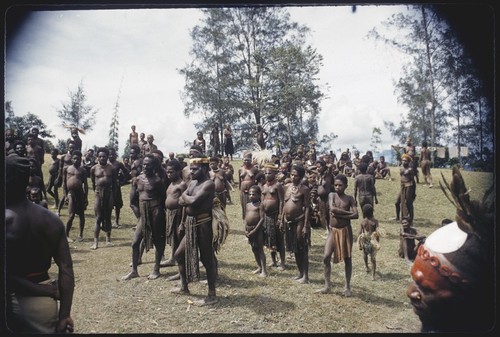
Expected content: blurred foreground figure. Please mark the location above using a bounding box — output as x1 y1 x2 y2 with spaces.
406 166 495 332
5 155 75 333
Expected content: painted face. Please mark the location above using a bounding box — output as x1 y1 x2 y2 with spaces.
406 249 458 326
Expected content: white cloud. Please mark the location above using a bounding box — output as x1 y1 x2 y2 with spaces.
5 5 410 157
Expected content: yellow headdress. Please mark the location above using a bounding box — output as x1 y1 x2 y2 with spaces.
190 157 210 165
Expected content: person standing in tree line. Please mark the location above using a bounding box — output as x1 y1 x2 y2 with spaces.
223 124 234 160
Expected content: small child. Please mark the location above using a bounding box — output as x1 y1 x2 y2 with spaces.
399 216 426 264
357 204 382 280
244 185 267 277
28 186 49 209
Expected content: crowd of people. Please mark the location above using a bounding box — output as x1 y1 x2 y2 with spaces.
4 124 494 333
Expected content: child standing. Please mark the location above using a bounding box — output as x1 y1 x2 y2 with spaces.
244 185 267 277
357 204 383 280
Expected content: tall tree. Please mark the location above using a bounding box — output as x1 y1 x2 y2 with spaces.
57 80 97 133
5 103 54 147
370 127 382 155
371 5 493 167
180 7 324 152
108 86 121 152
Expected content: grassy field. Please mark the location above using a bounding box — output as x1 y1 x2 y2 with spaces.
44 155 494 333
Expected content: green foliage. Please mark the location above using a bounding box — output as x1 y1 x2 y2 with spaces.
180 7 325 153
56 80 98 132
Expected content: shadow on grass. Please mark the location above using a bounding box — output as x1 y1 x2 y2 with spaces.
215 293 297 315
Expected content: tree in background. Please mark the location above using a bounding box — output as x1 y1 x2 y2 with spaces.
5 101 55 152
108 85 121 152
180 7 325 154
57 80 97 134
370 5 493 169
370 127 382 156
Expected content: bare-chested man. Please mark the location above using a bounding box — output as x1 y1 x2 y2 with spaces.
316 174 358 297
46 148 60 208
193 131 206 154
160 159 187 274
56 140 76 216
122 155 167 280
128 145 143 219
353 161 378 216
170 156 218 306
90 147 118 250
63 150 88 242
255 124 268 150
6 155 75 333
419 140 433 187
315 159 334 233
261 163 286 271
129 125 139 146
239 153 258 225
108 148 130 229
282 164 310 283
245 185 267 277
399 153 416 222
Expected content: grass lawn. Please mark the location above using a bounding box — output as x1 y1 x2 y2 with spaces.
44 155 494 333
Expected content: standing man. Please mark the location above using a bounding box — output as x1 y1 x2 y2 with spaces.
239 153 258 225
160 159 187 272
223 124 234 160
353 161 378 216
128 145 143 219
63 150 88 242
90 147 118 250
5 155 75 333
108 148 130 229
129 125 139 146
170 156 218 306
56 140 76 216
46 148 61 209
193 131 206 154
261 163 286 270
399 153 416 222
210 123 221 157
122 155 167 280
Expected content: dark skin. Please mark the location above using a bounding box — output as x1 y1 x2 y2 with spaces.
316 176 358 297
109 149 130 228
161 162 187 271
63 153 88 241
46 149 60 207
262 168 285 270
122 156 167 281
90 150 118 249
171 161 217 306
239 157 258 221
56 142 76 215
357 208 379 280
282 168 310 284
6 158 75 333
245 186 267 277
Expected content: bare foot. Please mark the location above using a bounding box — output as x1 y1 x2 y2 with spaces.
121 271 139 280
106 241 114 247
170 287 190 295
166 273 180 281
259 271 268 277
291 275 302 280
268 262 277 268
251 268 262 274
112 223 121 229
193 296 218 306
90 243 98 250
160 259 176 267
315 287 331 294
147 271 161 280
344 288 352 297
296 277 309 284
76 236 83 242
277 265 285 271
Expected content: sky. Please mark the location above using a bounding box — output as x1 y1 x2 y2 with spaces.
5 4 413 158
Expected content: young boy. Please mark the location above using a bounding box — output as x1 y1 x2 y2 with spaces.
357 204 381 280
245 185 267 277
63 150 88 242
316 174 359 297
399 216 426 265
28 186 49 209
